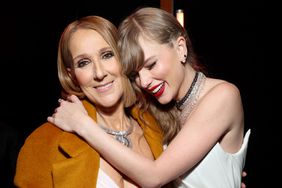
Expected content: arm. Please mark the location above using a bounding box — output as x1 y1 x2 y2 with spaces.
49 84 241 187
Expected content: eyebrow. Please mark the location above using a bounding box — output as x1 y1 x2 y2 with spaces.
99 46 112 53
73 46 112 61
73 54 90 62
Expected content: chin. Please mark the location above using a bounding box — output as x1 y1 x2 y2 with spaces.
99 97 121 108
157 97 172 105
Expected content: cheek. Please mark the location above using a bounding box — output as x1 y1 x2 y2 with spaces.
74 69 93 86
135 77 141 88
81 87 97 102
157 65 169 77
150 63 170 80
158 54 180 79
109 60 121 74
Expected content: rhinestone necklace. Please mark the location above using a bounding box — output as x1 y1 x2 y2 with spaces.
176 71 200 110
99 120 133 148
176 72 206 125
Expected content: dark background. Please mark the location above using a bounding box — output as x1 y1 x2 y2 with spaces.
1 0 273 187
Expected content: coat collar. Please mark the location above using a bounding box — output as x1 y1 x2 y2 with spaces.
58 99 98 157
130 106 163 159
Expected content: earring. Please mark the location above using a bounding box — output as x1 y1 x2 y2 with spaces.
181 54 187 64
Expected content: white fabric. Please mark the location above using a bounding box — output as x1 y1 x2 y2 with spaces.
97 168 119 188
178 129 251 188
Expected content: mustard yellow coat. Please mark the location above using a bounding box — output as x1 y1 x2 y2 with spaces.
14 100 163 188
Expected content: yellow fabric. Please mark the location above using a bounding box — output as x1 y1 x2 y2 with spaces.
14 100 163 188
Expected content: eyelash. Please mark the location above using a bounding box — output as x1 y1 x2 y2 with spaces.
102 51 114 59
129 62 156 81
75 51 114 68
76 59 90 68
146 62 156 70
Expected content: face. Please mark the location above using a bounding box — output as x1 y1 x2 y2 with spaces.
135 36 186 104
69 29 124 108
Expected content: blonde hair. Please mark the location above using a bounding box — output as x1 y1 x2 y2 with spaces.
57 15 136 107
118 7 204 144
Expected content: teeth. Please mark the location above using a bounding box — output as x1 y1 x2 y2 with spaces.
152 83 163 94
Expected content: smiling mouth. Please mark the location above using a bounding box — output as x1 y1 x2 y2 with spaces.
151 82 164 94
149 82 165 98
95 81 114 92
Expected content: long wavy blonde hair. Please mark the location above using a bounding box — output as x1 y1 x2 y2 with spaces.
118 7 205 144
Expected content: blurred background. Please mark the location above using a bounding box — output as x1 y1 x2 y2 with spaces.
1 0 272 187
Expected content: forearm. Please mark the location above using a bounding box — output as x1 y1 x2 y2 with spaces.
77 117 164 187
48 97 176 187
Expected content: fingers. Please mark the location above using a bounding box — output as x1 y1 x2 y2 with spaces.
241 182 246 188
58 95 79 104
47 116 54 124
68 94 80 103
242 171 247 177
241 171 247 188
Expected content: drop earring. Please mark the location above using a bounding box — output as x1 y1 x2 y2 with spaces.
181 54 187 64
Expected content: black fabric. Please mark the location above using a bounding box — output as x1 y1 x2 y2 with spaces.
0 122 23 188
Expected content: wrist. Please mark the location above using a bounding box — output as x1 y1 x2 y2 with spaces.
76 116 94 137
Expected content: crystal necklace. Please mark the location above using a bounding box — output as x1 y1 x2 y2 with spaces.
99 119 133 148
176 72 200 110
176 72 206 125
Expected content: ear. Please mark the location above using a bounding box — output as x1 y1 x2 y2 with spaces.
67 68 72 78
176 36 187 60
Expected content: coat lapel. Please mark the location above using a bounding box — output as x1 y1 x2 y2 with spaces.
52 100 100 188
130 106 164 159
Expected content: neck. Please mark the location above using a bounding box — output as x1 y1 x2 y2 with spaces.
176 71 206 125
97 104 130 130
177 67 197 102
97 104 133 148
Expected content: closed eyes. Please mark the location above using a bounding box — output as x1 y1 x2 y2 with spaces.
146 62 156 70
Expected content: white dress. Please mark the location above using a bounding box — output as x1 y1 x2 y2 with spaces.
178 129 251 188
96 168 119 188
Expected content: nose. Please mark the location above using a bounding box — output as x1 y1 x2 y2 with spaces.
94 61 106 80
138 70 151 89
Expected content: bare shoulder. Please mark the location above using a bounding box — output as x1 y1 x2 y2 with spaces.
199 77 243 119
203 78 244 151
204 78 241 102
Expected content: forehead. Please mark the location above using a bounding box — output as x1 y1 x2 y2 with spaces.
69 29 109 56
138 35 172 62
138 36 160 57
